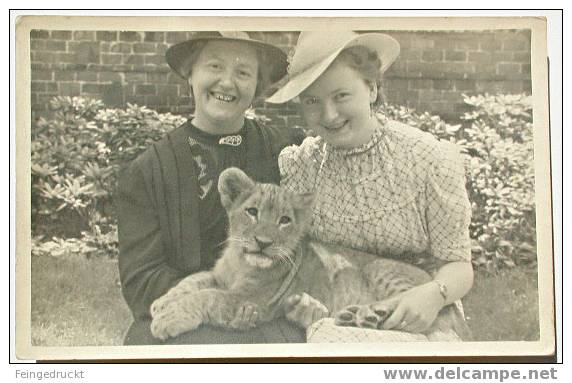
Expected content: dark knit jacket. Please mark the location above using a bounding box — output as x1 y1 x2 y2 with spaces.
117 119 302 320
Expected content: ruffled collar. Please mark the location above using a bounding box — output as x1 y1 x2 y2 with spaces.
325 117 387 156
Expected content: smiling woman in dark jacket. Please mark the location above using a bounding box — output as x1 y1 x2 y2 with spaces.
117 32 304 345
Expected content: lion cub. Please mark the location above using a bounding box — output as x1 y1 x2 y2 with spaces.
150 167 469 340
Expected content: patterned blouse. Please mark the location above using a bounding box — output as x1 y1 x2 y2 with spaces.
279 118 472 264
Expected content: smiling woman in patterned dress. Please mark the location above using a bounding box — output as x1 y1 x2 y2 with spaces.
268 31 474 340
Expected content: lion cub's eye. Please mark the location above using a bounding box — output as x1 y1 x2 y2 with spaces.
245 207 258 217
278 216 292 225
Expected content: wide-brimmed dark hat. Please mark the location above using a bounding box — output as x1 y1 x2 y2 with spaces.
166 31 288 83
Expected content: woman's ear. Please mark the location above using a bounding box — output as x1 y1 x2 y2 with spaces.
218 167 255 210
369 82 378 105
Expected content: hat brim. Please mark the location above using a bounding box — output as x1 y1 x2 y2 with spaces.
166 36 288 83
266 33 400 104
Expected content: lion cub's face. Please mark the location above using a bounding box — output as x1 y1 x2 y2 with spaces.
218 168 313 269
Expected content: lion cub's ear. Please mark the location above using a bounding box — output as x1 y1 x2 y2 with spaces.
218 167 255 209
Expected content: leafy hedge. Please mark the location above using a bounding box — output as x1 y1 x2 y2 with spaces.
31 95 536 271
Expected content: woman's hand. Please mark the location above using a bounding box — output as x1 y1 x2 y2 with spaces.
378 282 445 334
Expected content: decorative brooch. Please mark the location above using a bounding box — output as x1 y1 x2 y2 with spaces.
218 135 242 146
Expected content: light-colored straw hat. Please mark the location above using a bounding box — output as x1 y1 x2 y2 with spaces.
166 31 288 83
266 31 400 104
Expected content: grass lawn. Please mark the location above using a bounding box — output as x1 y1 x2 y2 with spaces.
30 255 540 346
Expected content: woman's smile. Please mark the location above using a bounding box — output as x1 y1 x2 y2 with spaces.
189 40 259 134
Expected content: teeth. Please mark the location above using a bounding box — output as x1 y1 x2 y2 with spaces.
244 254 273 269
212 93 236 102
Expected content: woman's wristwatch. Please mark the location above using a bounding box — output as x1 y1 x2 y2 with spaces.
433 279 449 303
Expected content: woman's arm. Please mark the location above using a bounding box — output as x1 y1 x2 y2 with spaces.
117 158 184 320
380 261 473 333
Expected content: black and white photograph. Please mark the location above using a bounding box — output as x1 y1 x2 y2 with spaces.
14 15 555 360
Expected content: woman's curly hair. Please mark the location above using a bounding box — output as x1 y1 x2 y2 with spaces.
337 45 387 109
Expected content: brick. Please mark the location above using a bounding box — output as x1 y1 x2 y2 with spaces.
46 40 67 51
410 37 434 49
56 53 76 63
125 95 146 105
454 79 476 91
59 82 81 96
74 42 100 64
433 79 454 90
31 82 46 92
480 39 502 51
442 91 462 102
99 72 123 82
100 42 111 53
102 82 124 106
401 50 420 61
445 51 466 62
503 39 527 51
433 37 456 50
145 32 165 42
157 84 179 97
124 55 144 65
521 64 531 76
30 40 46 50
166 32 189 43
96 31 118 41
101 53 122 65
408 79 433 89
513 52 531 63
421 50 443 62
74 31 95 41
77 71 98 81
147 72 169 83
45 82 58 92
419 89 443 101
31 70 52 81
468 51 492 63
31 30 49 39
455 40 479 50
125 72 146 82
82 83 104 94
156 43 169 55
133 42 156 54
33 51 56 63
144 55 166 65
497 63 521 76
135 84 157 95
492 52 512 62
119 31 142 42
145 95 164 106
54 71 75 81
110 42 132 54
51 30 72 40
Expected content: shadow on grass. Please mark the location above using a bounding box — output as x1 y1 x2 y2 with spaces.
30 255 540 346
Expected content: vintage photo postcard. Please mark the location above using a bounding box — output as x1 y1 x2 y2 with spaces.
14 15 555 361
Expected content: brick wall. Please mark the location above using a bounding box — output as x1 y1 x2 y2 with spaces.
30 29 531 125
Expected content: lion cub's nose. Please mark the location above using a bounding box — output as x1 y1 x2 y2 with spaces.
254 236 273 250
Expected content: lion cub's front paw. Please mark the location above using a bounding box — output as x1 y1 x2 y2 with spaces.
334 303 392 329
228 302 259 330
150 303 202 340
284 293 329 329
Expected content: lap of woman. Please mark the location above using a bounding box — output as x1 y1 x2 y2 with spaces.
124 318 306 345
